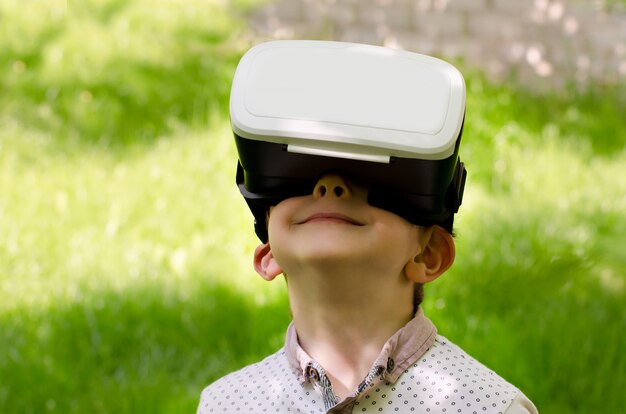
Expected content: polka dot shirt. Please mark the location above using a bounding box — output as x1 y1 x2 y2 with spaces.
198 310 537 413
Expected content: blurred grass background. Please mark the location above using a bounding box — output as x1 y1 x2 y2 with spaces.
0 0 624 413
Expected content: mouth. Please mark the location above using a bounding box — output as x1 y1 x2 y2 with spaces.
297 212 365 226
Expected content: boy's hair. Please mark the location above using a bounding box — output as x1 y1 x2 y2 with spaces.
413 284 425 314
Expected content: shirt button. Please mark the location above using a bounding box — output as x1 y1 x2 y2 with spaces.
386 358 395 372
306 366 320 382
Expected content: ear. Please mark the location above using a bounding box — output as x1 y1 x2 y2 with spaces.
404 226 456 284
253 243 284 281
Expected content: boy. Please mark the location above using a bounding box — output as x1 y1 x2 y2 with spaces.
198 41 537 413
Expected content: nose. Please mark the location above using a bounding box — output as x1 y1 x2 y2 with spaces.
313 174 352 199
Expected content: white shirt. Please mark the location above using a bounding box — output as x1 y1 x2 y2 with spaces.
198 309 538 413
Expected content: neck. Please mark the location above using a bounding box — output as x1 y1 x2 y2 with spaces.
287 266 414 399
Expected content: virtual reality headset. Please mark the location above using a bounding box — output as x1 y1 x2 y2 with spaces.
231 40 467 242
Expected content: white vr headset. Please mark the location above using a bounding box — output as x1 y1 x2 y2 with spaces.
231 40 467 242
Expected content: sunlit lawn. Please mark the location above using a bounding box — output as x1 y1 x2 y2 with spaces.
1 0 624 413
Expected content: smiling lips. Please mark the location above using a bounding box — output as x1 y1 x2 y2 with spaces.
298 212 364 226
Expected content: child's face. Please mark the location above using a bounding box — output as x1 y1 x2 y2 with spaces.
266 173 427 276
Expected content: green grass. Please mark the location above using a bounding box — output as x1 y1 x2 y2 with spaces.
1 0 625 412
425 75 626 412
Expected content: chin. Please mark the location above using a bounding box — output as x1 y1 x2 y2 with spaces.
298 245 369 267
270 227 376 267
277 242 365 268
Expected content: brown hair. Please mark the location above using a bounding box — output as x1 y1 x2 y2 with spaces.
413 283 425 314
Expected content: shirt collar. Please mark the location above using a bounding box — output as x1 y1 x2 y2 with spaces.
284 308 437 385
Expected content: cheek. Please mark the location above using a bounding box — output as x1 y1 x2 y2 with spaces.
266 213 284 246
375 215 423 256
266 199 300 243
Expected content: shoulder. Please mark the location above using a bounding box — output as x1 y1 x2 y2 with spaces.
422 335 522 387
197 348 295 414
398 335 538 413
